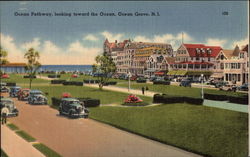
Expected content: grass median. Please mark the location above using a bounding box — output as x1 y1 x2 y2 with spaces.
89 103 248 157
15 130 36 142
6 123 19 131
1 149 8 157
33 143 62 157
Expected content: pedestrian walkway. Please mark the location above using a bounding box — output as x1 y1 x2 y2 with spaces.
85 84 157 97
1 124 45 157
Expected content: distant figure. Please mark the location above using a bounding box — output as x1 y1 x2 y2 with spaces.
146 86 149 91
1 113 7 125
141 87 145 95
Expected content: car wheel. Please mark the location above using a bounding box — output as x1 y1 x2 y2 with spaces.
69 111 73 118
1 107 9 116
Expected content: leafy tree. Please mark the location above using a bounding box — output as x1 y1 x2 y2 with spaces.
0 46 9 74
24 48 41 89
92 54 116 90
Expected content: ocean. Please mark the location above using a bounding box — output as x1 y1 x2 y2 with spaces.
39 65 92 72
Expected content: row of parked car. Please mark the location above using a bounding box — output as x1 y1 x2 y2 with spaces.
0 82 89 118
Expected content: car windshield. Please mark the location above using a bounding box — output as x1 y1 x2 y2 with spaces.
1 100 13 104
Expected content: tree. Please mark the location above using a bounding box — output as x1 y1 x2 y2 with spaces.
0 46 9 74
92 54 116 90
24 48 41 89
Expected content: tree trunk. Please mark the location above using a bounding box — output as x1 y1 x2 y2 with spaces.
98 83 103 90
29 77 32 89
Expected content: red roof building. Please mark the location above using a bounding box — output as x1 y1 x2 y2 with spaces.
169 43 223 77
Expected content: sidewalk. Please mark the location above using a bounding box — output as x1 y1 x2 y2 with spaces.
85 84 157 97
1 124 45 157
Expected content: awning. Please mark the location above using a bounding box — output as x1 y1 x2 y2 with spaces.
167 70 177 75
210 73 224 78
175 70 187 76
155 71 165 75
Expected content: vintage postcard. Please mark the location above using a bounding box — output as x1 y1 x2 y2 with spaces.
0 1 249 157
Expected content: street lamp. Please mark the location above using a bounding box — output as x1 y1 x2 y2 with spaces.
128 72 131 92
201 74 204 99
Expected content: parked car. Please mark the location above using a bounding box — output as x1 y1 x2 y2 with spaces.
0 98 18 117
136 77 147 83
214 81 228 88
179 79 192 87
1 74 10 79
149 76 157 82
28 90 48 105
0 82 9 93
58 98 89 118
130 76 137 81
219 84 237 92
17 88 30 101
9 86 21 97
238 83 248 91
71 74 78 78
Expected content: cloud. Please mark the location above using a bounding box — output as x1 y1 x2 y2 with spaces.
0 33 24 62
101 31 124 42
134 36 151 42
21 38 41 51
84 34 98 41
232 37 249 49
0 33 102 65
19 2 27 5
133 32 193 49
206 38 227 47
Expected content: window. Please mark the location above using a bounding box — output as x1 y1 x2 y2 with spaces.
220 63 224 69
238 74 241 81
208 58 210 61
196 57 199 61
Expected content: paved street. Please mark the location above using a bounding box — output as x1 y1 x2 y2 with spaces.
3 93 201 157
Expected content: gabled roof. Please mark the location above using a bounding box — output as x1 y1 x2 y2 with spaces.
183 44 222 57
165 57 175 64
221 49 234 59
241 44 248 52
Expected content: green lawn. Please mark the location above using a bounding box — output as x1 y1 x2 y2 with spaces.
1 74 49 84
116 82 247 98
33 143 62 157
1 149 8 157
90 104 248 157
22 85 152 105
7 123 19 131
15 130 36 142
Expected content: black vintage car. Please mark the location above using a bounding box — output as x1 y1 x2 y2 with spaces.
59 98 89 118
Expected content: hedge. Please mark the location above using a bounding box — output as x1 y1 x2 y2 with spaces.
83 80 100 84
228 95 248 105
51 80 66 84
62 81 83 86
48 75 61 78
23 75 36 78
51 97 100 107
204 93 228 101
153 94 203 105
136 80 147 83
153 81 170 85
103 82 117 86
6 82 16 86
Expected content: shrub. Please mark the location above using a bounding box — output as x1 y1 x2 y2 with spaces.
51 80 66 84
136 80 147 83
6 82 16 86
183 96 204 105
228 95 248 105
23 75 36 78
83 79 99 84
78 98 100 107
48 75 61 78
153 81 170 85
204 93 228 101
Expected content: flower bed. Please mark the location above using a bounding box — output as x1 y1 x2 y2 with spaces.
121 94 149 106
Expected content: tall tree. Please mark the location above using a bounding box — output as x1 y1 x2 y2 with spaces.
24 48 41 89
92 54 116 90
0 46 9 74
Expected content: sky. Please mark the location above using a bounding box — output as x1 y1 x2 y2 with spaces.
0 1 248 65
